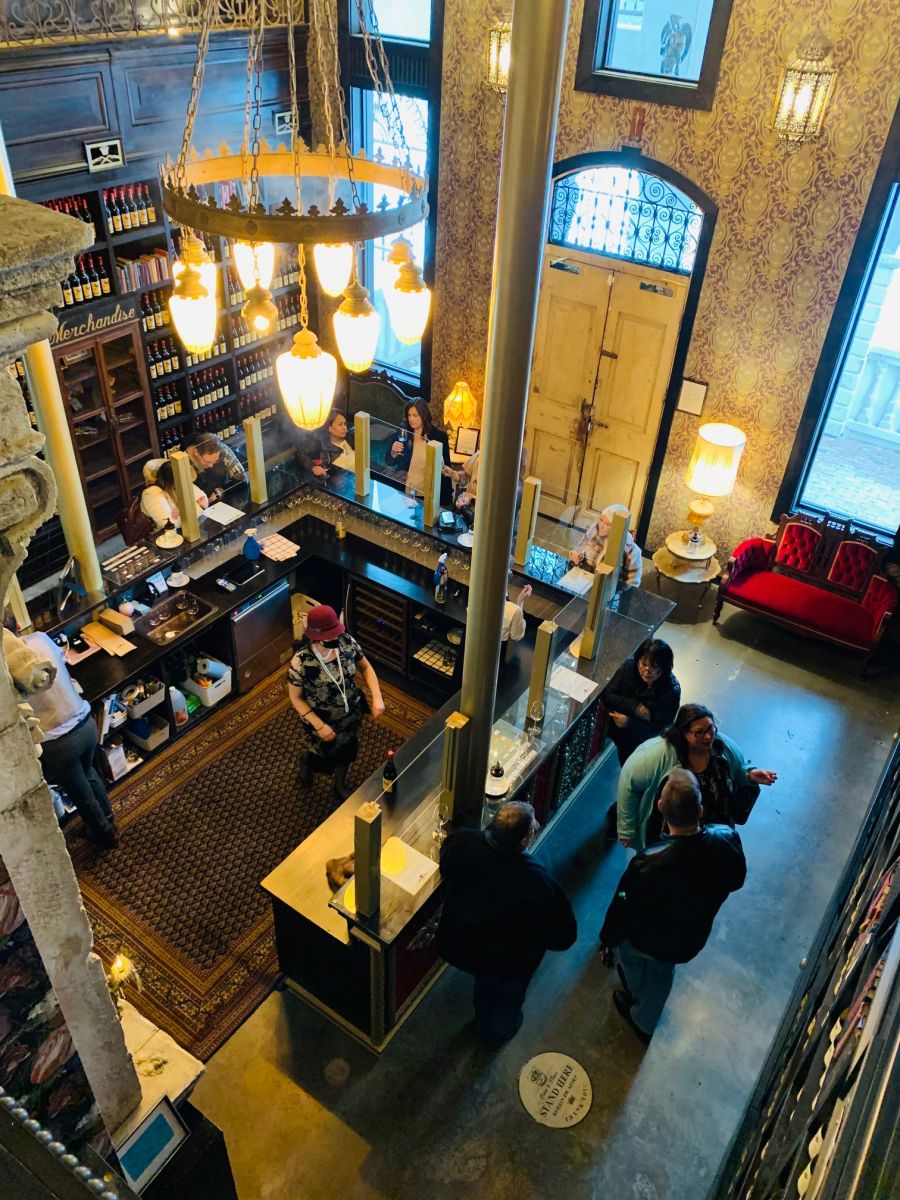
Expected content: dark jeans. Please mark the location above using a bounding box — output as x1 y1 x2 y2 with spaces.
40 715 114 838
472 970 532 1043
618 940 676 1034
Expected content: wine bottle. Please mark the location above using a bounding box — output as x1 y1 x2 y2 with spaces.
144 184 157 225
61 273 74 307
118 186 131 231
136 184 149 227
382 749 397 795
87 256 102 299
71 262 84 305
97 257 111 295
106 189 122 234
154 292 165 327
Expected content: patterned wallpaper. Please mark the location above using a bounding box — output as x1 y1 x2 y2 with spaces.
431 0 900 555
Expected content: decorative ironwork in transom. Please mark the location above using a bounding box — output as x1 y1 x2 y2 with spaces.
549 166 703 275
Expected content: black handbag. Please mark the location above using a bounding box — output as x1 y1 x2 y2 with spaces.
731 780 761 825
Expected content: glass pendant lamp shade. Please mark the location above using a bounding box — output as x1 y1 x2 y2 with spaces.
276 328 338 429
169 263 217 353
313 243 354 297
242 284 278 334
383 236 413 292
386 259 431 345
234 239 275 290
333 280 381 373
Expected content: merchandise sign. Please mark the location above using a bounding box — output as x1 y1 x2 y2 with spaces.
50 297 139 346
518 1052 592 1128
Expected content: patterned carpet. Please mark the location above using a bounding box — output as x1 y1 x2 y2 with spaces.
67 674 433 1060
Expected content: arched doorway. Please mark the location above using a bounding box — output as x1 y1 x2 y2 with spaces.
525 149 717 545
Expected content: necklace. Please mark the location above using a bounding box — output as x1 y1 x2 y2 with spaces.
314 644 349 712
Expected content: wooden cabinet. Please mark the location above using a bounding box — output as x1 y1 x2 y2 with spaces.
53 322 157 541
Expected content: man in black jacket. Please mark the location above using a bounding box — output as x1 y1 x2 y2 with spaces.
600 768 746 1044
438 801 577 1047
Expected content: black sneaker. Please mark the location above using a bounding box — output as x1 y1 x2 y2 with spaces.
613 989 652 1046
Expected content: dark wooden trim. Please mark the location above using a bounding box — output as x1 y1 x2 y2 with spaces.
574 0 734 111
551 149 718 547
772 99 900 532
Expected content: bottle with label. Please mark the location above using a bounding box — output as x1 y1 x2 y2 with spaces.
242 528 261 560
144 183 157 225
97 257 111 295
484 760 509 819
169 685 189 727
434 553 448 606
335 503 346 540
382 749 397 795
87 256 102 299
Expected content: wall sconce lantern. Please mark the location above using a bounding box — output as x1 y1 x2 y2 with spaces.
486 22 512 93
771 29 838 145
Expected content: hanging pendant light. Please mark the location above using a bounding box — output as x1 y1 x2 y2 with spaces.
169 233 217 353
386 258 431 345
242 284 278 334
383 236 413 292
333 278 381 373
234 240 275 291
276 327 338 429
313 243 354 297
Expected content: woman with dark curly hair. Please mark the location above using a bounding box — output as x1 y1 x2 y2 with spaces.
615 703 778 850
386 399 453 506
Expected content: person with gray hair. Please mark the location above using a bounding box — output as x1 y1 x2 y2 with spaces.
599 768 746 1044
437 801 577 1047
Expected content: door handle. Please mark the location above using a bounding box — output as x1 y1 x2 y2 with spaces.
600 349 618 360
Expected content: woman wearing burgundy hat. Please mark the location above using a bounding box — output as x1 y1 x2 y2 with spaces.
287 604 385 799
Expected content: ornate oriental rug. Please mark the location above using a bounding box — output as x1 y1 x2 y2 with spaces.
67 675 432 1060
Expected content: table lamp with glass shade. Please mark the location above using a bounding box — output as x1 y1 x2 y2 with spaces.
444 380 477 433
667 423 746 561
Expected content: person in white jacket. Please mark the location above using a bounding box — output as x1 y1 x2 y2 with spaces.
140 458 208 531
569 503 643 586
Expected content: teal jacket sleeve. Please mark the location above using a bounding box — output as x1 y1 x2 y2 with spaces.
719 731 752 787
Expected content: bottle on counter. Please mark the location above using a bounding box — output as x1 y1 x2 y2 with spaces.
434 552 448 606
484 760 509 819
335 503 346 540
242 528 261 561
169 685 189 727
382 749 397 795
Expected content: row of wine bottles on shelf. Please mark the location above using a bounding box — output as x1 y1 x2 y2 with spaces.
185 331 228 365
154 385 184 422
223 254 300 308
140 290 171 333
236 352 275 390
188 368 229 410
60 255 111 307
158 408 240 453
9 360 37 428
103 184 157 234
238 388 278 422
146 339 182 380
40 195 100 242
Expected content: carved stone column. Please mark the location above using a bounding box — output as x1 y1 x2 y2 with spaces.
0 195 141 1128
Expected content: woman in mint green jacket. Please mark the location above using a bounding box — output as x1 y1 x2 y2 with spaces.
616 703 778 850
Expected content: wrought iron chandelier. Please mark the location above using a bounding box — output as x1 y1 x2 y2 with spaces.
164 0 431 428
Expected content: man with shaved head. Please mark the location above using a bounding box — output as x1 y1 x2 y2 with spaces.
600 768 746 1044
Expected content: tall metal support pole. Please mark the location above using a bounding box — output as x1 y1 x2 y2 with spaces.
0 121 102 597
455 0 571 823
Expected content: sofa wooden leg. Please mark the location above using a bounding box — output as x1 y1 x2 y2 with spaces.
713 595 724 625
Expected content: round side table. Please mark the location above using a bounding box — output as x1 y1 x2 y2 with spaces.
652 539 721 609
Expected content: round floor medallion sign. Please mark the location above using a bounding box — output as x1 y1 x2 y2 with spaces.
518 1052 593 1128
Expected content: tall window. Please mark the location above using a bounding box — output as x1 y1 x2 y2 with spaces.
352 88 429 380
795 186 900 535
351 0 431 42
575 0 733 108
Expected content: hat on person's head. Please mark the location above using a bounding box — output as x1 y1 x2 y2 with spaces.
305 605 345 642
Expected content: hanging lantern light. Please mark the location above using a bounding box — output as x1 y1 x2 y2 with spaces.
771 29 838 145
169 233 217 353
242 284 278 334
486 22 512 92
333 278 381 373
313 243 354 297
386 258 431 345
233 239 275 291
276 327 338 429
383 236 413 293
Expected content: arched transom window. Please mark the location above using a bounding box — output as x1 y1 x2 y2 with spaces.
549 166 703 275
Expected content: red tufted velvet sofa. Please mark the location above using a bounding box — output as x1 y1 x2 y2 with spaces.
714 513 896 675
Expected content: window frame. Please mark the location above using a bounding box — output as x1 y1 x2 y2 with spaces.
343 0 443 394
773 100 900 541
574 0 734 111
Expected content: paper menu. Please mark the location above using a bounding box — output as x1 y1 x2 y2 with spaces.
556 566 595 595
549 664 599 703
203 500 247 526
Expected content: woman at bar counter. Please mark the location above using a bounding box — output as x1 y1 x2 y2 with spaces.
570 503 643 586
386 400 453 506
288 605 385 800
140 458 208 531
296 409 355 478
616 703 778 850
601 638 681 767
184 432 247 501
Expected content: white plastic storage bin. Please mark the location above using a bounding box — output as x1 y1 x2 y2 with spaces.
181 657 232 708
124 679 166 719
124 713 170 752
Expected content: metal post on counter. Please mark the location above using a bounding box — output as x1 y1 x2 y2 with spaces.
244 416 267 505
527 619 560 723
423 440 443 528
514 476 542 567
354 411 371 498
454 0 571 823
439 712 470 819
602 509 629 594
354 800 382 918
169 451 201 543
577 564 614 662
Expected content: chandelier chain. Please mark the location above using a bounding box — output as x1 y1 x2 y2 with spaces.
321 0 363 218
287 0 309 330
175 0 215 187
241 0 258 187
354 0 419 164
249 0 267 215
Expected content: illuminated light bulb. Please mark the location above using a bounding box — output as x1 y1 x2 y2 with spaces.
383 236 413 292
333 280 381 373
172 234 217 303
276 328 337 429
242 284 277 334
233 240 275 291
385 259 431 345
313 243 354 297
169 262 216 353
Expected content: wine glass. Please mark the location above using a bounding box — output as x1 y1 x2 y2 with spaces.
432 801 450 845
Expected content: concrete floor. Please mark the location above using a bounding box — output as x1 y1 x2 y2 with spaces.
192 582 900 1200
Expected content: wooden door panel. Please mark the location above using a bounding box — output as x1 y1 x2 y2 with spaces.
527 427 580 505
582 446 640 515
599 313 671 431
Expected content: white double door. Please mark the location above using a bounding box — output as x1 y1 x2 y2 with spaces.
525 246 689 524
